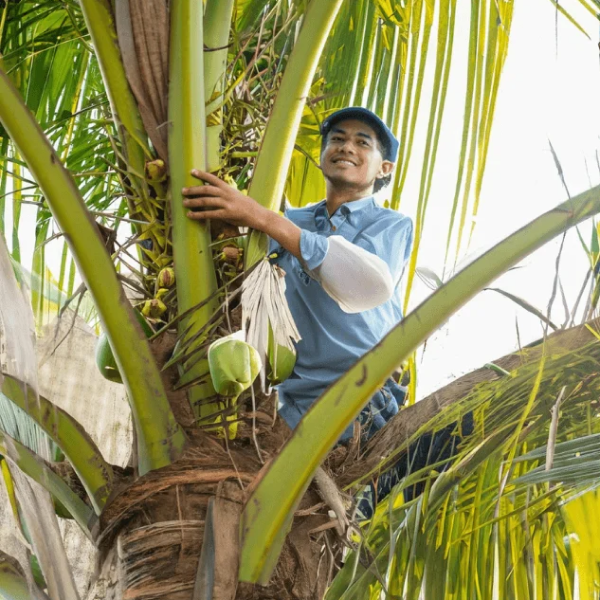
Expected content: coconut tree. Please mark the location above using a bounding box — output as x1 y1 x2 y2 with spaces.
0 0 600 599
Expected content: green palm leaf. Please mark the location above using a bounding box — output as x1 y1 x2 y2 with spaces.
240 184 600 584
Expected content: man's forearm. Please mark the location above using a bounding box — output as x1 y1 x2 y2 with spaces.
254 208 302 260
182 170 403 315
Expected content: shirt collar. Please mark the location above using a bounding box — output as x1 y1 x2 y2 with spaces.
314 195 375 224
338 195 376 216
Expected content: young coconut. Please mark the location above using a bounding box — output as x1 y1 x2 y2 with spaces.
95 309 154 383
206 331 262 439
267 324 296 386
207 330 262 398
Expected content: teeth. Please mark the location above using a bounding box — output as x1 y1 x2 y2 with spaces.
335 160 354 165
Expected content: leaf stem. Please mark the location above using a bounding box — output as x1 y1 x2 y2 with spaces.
0 67 187 475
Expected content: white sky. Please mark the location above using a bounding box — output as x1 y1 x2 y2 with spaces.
402 0 600 398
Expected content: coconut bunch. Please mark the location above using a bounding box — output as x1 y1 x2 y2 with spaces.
88 0 305 439
95 246 300 427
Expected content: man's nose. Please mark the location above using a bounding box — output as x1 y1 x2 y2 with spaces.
339 140 355 153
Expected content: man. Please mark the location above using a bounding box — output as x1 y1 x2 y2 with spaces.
183 107 412 438
183 108 420 518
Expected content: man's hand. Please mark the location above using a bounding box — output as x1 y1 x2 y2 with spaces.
184 169 303 260
183 169 267 229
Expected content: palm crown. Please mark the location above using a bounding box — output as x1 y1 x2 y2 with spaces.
0 1 599 599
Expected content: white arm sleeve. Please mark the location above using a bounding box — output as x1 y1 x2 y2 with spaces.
308 235 395 313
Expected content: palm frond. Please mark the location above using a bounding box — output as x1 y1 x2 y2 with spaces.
240 186 600 583
330 322 600 599
0 548 47 600
9 468 80 600
0 2 118 327
0 430 93 536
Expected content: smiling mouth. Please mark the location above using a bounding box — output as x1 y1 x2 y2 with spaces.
332 159 356 166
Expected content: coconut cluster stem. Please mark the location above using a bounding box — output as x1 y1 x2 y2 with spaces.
245 0 346 267
204 0 235 172
168 0 221 420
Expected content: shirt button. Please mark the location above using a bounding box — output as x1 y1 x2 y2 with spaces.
331 225 336 231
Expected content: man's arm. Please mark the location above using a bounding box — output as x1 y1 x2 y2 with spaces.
310 236 396 313
183 169 303 258
183 170 412 312
306 213 413 312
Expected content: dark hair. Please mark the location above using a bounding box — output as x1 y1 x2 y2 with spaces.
320 128 393 193
374 173 392 193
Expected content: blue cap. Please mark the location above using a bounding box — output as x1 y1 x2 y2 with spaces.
321 107 399 162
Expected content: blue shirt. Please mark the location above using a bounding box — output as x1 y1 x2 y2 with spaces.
270 196 414 440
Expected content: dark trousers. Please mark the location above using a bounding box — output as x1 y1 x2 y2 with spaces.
355 412 474 520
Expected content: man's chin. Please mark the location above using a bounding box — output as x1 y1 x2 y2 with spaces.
325 173 360 188
326 175 374 193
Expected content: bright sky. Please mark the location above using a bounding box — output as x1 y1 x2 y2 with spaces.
404 0 600 398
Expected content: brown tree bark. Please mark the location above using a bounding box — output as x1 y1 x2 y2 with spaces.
90 405 343 600
337 321 599 488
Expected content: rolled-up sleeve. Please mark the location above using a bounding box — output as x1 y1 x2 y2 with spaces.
309 215 413 312
299 230 329 271
356 215 414 285
312 236 395 313
272 206 413 314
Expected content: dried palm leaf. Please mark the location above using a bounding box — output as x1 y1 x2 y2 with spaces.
9 469 79 600
241 258 300 389
115 0 169 161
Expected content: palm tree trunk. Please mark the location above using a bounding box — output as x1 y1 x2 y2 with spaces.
88 414 341 600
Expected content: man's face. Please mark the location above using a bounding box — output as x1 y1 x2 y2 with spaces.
320 119 394 193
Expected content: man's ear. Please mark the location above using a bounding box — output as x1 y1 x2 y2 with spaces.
377 160 394 179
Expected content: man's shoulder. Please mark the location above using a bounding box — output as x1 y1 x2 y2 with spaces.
365 203 413 229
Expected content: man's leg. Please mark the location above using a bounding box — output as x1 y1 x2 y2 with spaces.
354 412 474 520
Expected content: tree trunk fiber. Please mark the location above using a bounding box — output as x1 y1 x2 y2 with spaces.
85 547 123 600
89 423 341 600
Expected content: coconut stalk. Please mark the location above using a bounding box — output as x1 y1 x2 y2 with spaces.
239 184 600 583
238 0 345 383
244 0 346 267
0 67 186 475
0 432 93 536
0 375 112 513
204 0 235 172
78 0 151 192
168 0 220 420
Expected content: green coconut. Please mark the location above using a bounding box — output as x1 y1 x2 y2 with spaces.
95 310 154 384
208 332 261 398
267 325 296 386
